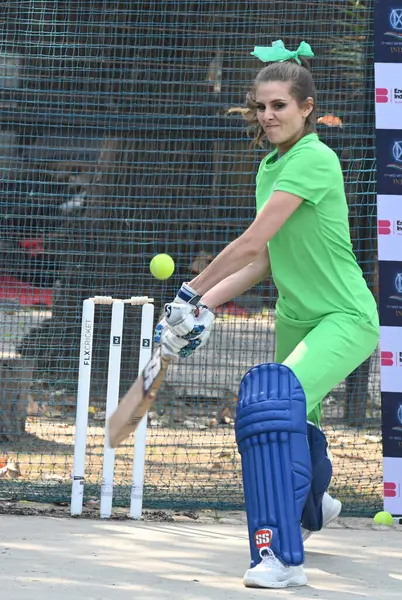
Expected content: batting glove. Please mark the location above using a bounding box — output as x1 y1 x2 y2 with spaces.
160 327 211 359
154 282 214 343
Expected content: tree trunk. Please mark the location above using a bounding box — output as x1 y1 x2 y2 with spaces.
0 357 34 443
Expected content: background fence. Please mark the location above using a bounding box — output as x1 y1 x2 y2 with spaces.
0 0 381 515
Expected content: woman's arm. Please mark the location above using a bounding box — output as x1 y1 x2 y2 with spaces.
189 191 302 295
201 246 270 310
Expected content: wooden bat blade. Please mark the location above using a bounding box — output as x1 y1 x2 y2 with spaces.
107 347 170 448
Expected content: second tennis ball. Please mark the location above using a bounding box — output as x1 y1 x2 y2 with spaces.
373 511 394 526
149 253 175 280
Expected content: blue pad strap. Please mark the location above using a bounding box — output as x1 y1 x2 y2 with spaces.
301 423 333 531
236 363 312 567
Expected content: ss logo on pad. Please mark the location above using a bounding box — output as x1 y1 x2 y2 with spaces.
254 528 272 549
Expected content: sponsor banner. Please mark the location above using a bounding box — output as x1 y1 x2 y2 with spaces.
379 327 402 393
376 129 402 194
378 261 402 326
381 392 402 457
375 63 402 128
383 457 402 515
377 195 402 261
375 0 402 62
373 0 402 515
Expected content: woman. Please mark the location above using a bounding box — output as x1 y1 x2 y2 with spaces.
158 40 379 589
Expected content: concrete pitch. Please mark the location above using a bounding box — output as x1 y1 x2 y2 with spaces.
1 515 401 599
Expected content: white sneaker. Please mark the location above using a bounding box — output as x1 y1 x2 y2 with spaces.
302 492 342 542
243 548 308 589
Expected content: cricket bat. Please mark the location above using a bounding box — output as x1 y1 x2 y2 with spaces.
107 347 170 448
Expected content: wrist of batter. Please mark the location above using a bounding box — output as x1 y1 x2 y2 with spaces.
174 282 202 306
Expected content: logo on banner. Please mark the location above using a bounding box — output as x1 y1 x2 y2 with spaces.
377 198 402 259
381 393 402 456
379 262 402 324
384 481 400 497
379 219 392 234
381 351 402 366
388 9 402 37
375 1 402 60
378 219 402 235
376 128 402 196
390 140 402 170
390 273 402 301
376 87 389 103
376 131 402 192
374 63 402 126
375 87 402 103
394 403 402 432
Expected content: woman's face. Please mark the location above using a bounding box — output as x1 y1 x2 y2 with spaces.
255 80 313 153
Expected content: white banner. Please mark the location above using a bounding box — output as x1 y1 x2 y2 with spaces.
380 327 402 393
383 457 402 515
375 63 402 129
377 195 402 260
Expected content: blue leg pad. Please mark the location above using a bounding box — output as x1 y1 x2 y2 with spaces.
301 423 333 532
236 363 312 567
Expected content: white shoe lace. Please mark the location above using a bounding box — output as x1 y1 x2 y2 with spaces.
259 547 284 571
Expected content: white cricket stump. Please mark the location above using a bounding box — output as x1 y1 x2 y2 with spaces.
71 298 95 516
100 300 124 519
130 302 154 519
70 296 154 518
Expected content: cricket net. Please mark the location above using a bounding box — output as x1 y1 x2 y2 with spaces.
0 1 380 515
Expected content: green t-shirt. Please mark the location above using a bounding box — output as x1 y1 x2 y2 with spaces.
256 133 377 325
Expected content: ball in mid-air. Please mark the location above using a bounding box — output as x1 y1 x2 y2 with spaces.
373 511 394 526
149 253 175 280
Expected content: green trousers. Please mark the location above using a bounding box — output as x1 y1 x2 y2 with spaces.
274 311 379 425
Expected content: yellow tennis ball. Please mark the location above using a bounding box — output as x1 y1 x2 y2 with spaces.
373 511 394 526
150 253 175 280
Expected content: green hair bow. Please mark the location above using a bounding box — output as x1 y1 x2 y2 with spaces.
251 40 314 65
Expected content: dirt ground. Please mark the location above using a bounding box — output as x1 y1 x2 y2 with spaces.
1 417 383 514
